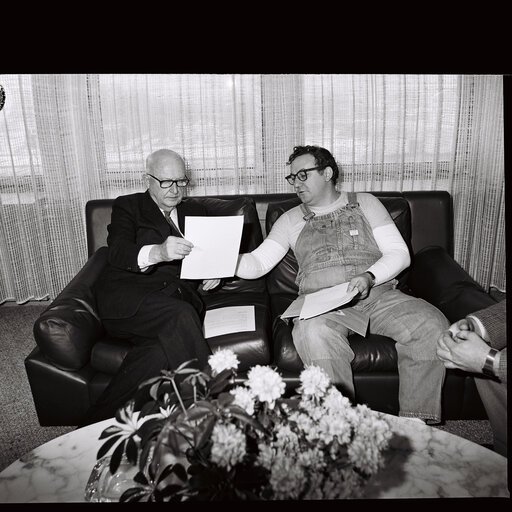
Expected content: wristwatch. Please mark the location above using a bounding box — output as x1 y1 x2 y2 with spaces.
482 348 498 377
365 271 376 285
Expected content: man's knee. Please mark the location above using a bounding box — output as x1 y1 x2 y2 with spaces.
389 297 448 334
292 317 353 360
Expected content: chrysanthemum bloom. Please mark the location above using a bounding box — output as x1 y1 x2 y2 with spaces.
347 406 392 475
208 348 240 376
210 422 247 470
230 386 255 415
274 423 299 451
297 446 325 471
322 387 351 413
288 410 314 434
246 365 285 408
256 442 275 470
317 412 352 446
299 365 330 398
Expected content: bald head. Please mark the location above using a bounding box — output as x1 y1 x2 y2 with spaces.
146 149 185 174
145 149 188 210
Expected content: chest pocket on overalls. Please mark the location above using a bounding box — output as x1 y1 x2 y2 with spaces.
311 218 339 263
343 213 361 248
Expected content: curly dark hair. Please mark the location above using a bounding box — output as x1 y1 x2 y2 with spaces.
286 145 339 184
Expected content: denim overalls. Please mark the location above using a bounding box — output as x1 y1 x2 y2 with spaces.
295 192 395 302
291 192 448 423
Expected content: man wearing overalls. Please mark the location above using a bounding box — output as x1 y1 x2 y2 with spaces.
236 145 449 424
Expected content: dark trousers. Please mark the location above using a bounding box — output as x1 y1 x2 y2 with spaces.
80 287 211 426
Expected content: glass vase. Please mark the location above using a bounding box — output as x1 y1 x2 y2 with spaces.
84 455 139 502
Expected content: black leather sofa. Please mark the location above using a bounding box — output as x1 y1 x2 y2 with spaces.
25 191 497 426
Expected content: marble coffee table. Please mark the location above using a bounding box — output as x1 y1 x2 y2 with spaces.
0 414 509 502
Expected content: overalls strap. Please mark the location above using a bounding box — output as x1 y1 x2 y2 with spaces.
347 192 359 206
300 202 316 221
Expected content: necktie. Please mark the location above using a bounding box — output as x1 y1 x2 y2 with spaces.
164 209 181 236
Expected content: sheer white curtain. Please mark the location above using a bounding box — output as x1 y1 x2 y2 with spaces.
0 74 505 303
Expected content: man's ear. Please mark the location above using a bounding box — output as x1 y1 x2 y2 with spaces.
324 166 333 181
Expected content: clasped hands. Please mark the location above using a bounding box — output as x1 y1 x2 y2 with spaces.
157 235 221 292
436 318 490 373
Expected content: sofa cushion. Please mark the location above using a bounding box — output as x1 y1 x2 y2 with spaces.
90 337 131 375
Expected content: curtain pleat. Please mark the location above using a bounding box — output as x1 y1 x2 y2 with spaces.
0 73 505 303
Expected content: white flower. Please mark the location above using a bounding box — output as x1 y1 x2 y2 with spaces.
299 365 330 398
317 412 351 446
210 422 247 470
297 446 325 471
322 387 351 413
288 410 314 434
246 365 285 408
256 442 275 470
274 423 299 451
347 406 392 475
230 386 255 415
208 348 239 376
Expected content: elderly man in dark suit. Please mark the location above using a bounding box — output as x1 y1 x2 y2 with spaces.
82 149 219 425
437 299 507 457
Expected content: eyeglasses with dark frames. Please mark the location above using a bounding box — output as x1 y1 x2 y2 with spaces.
147 173 190 189
284 166 325 185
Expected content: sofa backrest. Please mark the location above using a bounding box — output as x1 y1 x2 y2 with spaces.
86 190 453 269
86 195 263 256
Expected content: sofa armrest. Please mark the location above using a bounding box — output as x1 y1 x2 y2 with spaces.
33 247 108 371
407 246 497 323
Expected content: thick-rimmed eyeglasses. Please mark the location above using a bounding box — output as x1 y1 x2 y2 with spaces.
147 173 190 189
285 166 324 185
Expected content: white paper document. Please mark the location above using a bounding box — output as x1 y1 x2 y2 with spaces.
300 281 358 320
281 281 358 320
180 215 244 279
203 306 256 339
280 282 369 336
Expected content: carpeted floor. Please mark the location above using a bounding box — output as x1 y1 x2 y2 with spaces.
0 303 74 472
0 302 496 473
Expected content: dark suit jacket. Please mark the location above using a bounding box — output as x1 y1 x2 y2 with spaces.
95 191 208 319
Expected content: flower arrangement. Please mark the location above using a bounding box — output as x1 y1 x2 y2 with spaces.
91 349 393 501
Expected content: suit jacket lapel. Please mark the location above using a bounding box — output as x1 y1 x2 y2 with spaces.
141 190 170 239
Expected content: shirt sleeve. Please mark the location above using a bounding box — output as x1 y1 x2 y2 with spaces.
137 244 157 272
236 238 288 279
358 194 411 285
466 314 489 341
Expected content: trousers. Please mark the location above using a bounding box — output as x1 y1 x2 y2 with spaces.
475 375 507 457
80 288 211 426
292 288 448 423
